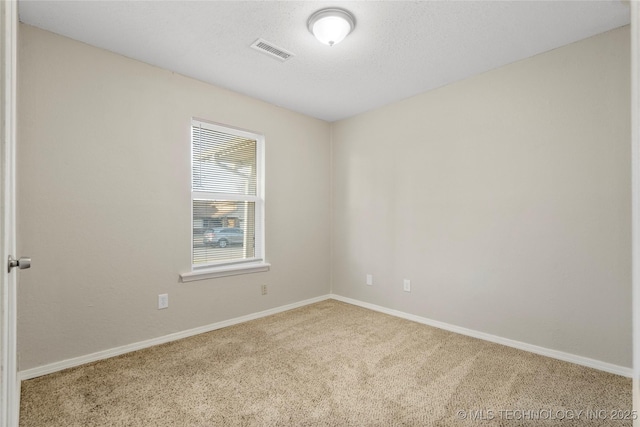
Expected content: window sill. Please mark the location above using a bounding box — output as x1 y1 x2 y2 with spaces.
180 262 271 282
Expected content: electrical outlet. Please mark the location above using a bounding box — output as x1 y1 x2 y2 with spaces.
403 279 411 292
261 284 268 295
158 293 169 309
366 274 373 286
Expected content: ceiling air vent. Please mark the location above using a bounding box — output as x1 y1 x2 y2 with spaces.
250 38 295 62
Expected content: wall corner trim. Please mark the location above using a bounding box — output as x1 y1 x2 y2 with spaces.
329 294 633 378
19 293 631 382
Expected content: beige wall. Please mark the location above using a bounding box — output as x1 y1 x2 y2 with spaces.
17 25 331 370
331 26 631 367
17 23 632 372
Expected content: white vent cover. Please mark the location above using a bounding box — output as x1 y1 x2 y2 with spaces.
250 38 295 62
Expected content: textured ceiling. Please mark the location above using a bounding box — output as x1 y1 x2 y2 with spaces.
18 1 630 122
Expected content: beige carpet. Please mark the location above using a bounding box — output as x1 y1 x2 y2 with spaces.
20 300 631 426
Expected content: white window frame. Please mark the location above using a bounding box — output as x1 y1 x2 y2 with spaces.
181 119 269 282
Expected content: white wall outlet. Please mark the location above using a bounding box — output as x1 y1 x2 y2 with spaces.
158 293 169 309
261 284 268 295
403 279 411 292
366 274 373 286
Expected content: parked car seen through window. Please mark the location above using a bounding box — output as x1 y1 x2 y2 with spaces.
203 227 245 248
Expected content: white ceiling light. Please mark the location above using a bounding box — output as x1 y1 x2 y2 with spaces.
307 8 356 47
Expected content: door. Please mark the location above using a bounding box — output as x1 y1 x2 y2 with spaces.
1 1 19 426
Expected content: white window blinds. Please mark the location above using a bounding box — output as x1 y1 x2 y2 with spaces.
191 120 264 269
192 126 257 195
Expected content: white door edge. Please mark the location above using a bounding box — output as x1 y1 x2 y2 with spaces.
0 1 19 426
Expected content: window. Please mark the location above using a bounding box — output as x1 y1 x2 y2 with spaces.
182 119 268 281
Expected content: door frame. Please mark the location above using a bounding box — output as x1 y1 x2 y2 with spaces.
632 0 640 424
0 1 19 426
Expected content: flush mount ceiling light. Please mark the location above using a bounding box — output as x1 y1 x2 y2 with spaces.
307 8 356 46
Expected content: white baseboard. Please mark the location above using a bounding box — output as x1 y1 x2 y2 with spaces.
20 293 631 381
329 294 633 378
19 294 331 381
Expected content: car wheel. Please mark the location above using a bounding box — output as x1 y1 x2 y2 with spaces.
218 239 228 248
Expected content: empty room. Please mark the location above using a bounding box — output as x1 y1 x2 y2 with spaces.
2 0 639 425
